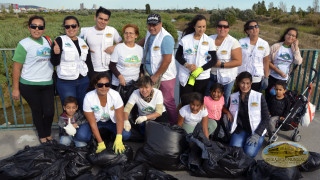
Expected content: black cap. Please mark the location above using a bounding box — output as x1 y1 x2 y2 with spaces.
147 13 161 25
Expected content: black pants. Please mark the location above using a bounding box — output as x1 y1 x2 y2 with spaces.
180 78 209 99
19 83 55 138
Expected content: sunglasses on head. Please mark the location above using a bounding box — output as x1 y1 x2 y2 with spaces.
247 24 259 30
64 24 78 29
96 83 111 88
30 24 45 30
217 24 229 29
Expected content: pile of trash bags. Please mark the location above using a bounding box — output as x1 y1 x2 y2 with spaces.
1 121 320 179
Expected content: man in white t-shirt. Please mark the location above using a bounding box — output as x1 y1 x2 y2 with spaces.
79 6 122 79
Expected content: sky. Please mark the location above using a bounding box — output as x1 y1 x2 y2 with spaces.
0 0 315 10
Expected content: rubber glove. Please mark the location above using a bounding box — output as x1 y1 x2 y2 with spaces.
246 133 260 146
135 116 147 124
96 141 106 153
191 67 204 78
124 120 131 131
260 76 269 90
113 134 125 154
188 75 196 86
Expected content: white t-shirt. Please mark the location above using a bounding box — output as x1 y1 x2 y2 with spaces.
211 38 241 75
270 46 293 80
179 105 208 126
127 88 166 117
85 27 122 72
111 43 143 86
83 89 123 123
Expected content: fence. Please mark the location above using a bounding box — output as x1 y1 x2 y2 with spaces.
0 48 320 130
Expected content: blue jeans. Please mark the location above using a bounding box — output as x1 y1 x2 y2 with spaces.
229 130 265 157
60 135 87 147
56 76 89 111
205 74 235 107
75 121 131 142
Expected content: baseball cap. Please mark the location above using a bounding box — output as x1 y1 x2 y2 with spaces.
147 13 161 25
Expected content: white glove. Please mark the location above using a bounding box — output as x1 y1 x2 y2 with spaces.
135 116 147 124
124 120 131 131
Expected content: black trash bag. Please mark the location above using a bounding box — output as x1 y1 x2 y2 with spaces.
180 145 207 177
247 160 301 180
212 114 231 143
102 161 148 180
88 145 133 168
203 146 255 178
116 81 137 104
75 172 109 180
128 105 144 142
134 121 188 170
146 167 178 180
299 151 320 172
64 147 92 178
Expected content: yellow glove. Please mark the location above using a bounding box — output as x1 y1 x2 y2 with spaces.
113 134 126 154
191 67 204 78
188 75 196 86
96 141 106 153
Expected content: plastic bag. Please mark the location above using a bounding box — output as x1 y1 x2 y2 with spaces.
299 151 320 172
247 160 301 180
134 121 188 170
116 81 137 104
88 145 133 168
301 102 316 127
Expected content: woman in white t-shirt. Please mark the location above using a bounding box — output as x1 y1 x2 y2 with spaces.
124 76 168 135
178 92 217 139
265 27 302 102
79 72 131 154
238 20 270 92
109 24 143 90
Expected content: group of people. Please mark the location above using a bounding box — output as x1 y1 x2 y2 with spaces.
12 7 303 158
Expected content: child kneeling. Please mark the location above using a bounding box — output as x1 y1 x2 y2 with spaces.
178 92 217 138
59 96 87 147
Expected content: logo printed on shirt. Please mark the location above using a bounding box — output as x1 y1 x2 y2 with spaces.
106 33 113 37
124 55 141 64
110 106 115 111
81 45 88 49
153 46 160 51
65 43 72 47
258 46 265 50
279 53 291 60
36 47 51 57
231 99 238 104
91 105 100 111
142 106 155 113
251 102 259 107
241 43 248 49
185 48 193 55
220 50 227 55
202 41 208 45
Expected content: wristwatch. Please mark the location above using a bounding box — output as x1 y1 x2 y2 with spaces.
220 62 225 68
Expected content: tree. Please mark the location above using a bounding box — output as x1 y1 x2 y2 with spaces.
194 7 199 13
9 4 14 14
298 8 305 18
1 5 6 14
268 2 274 10
290 5 296 14
313 0 319 13
307 6 315 14
279 1 287 13
145 4 151 14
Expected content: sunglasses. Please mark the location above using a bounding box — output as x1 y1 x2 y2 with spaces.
217 24 229 29
64 24 78 29
30 24 45 30
96 83 111 88
247 25 259 30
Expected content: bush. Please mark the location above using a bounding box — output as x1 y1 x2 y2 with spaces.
162 20 178 41
303 14 320 26
210 8 237 27
176 14 194 21
238 9 256 21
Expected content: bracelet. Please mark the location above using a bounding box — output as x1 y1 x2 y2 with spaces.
220 62 225 68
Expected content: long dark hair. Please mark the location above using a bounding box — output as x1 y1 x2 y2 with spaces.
243 20 258 36
87 72 111 92
28 15 45 27
182 15 206 37
233 71 252 93
279 27 298 42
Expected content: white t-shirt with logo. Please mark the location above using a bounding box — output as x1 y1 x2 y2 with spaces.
127 88 166 117
179 105 208 126
270 46 293 80
85 27 122 72
83 89 123 123
111 43 143 86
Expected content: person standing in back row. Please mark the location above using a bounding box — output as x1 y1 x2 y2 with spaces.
138 13 177 124
79 6 122 79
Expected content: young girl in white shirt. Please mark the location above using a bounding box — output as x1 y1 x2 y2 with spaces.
178 92 217 138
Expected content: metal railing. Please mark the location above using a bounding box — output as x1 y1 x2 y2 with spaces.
0 48 319 130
